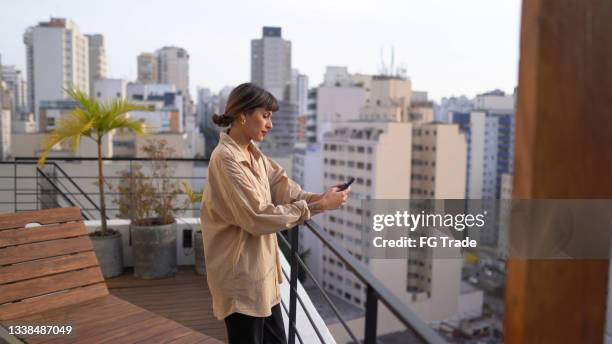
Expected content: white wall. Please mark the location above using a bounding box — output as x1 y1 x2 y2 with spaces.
94 78 127 103
316 87 366 142
32 28 64 123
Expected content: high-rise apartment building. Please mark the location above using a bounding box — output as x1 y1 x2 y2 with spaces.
137 53 158 84
360 75 412 122
85 34 107 97
1 66 28 119
257 101 298 157
251 27 292 101
155 47 193 119
449 90 515 199
156 47 190 101
23 18 89 129
0 81 12 160
290 69 308 115
311 76 467 341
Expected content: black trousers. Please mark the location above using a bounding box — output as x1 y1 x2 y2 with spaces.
224 304 287 344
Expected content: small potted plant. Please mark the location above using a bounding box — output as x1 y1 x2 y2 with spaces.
114 139 187 279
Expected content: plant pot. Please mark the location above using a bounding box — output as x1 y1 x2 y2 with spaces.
91 231 124 278
194 230 206 275
131 221 177 279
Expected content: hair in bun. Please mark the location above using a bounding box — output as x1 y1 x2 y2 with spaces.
211 83 279 128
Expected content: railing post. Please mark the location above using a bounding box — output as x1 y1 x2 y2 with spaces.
364 285 378 344
288 225 300 344
13 161 17 212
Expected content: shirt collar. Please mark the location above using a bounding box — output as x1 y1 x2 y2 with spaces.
219 130 263 164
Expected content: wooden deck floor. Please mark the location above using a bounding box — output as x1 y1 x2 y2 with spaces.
106 266 227 343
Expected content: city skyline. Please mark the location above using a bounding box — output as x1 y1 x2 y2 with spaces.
0 0 521 101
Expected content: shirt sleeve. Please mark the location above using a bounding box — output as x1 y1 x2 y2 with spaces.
213 153 311 236
265 157 318 205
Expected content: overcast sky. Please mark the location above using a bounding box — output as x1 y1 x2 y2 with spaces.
0 0 521 101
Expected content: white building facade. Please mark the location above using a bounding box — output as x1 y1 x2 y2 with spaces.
24 18 89 129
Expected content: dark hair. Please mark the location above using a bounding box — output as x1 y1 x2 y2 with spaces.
212 83 279 127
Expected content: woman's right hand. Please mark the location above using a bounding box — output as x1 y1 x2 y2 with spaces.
321 186 350 210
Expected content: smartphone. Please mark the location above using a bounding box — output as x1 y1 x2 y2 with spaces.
337 177 355 191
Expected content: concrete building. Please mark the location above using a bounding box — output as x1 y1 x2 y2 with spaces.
93 78 127 103
449 91 515 199
251 27 292 101
411 123 467 200
323 66 352 87
11 130 112 159
359 76 412 122
291 142 324 284
435 95 473 122
24 18 89 128
112 131 204 158
126 82 183 134
0 81 12 160
137 53 158 84
156 47 191 106
291 69 309 116
85 34 107 97
257 101 298 158
1 65 28 119
12 114 37 134
316 85 367 142
304 88 318 144
38 99 78 132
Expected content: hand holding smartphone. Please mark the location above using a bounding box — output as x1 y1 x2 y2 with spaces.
336 177 355 191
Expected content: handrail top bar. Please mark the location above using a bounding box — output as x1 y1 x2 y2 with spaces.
12 157 210 162
303 219 447 344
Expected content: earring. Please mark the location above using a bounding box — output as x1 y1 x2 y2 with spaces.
242 119 246 125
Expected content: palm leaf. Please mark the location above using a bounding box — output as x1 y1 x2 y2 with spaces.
99 98 150 135
37 110 94 167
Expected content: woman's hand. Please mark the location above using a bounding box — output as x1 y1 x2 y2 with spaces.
320 186 350 211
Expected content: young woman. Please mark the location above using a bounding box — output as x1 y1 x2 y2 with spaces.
200 83 349 344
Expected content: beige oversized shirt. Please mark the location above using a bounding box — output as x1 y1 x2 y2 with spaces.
200 131 315 320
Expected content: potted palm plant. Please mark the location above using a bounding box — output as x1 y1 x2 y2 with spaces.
38 88 148 278
114 139 187 279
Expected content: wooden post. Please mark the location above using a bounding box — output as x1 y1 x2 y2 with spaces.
505 0 612 342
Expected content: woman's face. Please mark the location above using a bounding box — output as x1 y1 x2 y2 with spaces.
242 107 273 142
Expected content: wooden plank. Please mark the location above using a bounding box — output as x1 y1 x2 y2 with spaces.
108 268 226 342
0 222 86 249
0 251 100 285
105 317 183 343
0 267 104 304
164 331 220 344
504 0 612 343
21 312 156 344
0 236 93 266
70 312 159 343
0 208 82 231
0 283 108 321
133 326 199 344
18 300 149 344
3 296 145 344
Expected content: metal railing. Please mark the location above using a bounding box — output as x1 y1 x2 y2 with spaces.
0 157 207 218
0 157 447 343
280 222 447 344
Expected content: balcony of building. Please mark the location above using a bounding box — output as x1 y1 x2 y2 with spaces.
0 157 447 344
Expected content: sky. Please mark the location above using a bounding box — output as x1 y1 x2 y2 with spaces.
0 0 522 102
